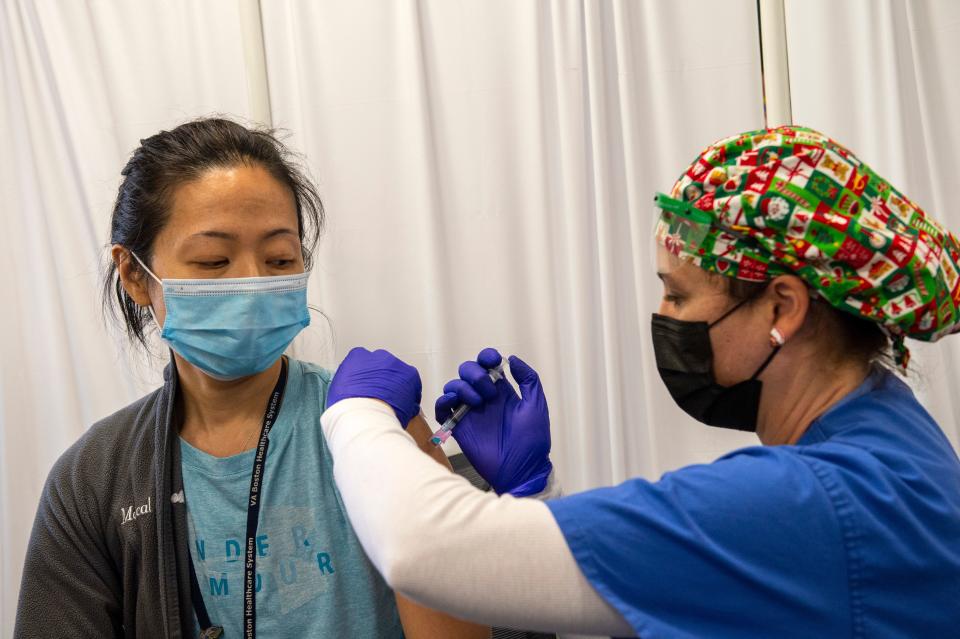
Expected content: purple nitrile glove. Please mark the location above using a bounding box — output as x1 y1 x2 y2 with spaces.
435 348 553 497
327 347 422 427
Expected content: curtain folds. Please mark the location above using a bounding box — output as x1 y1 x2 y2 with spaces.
2 2 958 635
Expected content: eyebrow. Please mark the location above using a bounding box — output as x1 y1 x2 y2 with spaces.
656 271 687 291
188 228 298 241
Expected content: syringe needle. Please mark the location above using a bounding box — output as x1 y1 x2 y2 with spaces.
430 365 504 446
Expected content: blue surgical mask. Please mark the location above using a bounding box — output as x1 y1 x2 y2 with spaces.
132 253 310 380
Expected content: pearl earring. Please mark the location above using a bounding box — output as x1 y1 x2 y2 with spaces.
770 327 785 347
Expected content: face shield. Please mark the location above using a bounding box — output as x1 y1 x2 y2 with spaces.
653 192 715 278
653 191 763 284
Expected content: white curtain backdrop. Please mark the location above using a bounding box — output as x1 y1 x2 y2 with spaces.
260 0 766 496
2 1 958 636
784 0 960 450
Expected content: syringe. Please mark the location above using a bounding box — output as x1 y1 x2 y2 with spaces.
429 365 505 446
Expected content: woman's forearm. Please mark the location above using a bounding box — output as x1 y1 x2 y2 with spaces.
321 398 633 636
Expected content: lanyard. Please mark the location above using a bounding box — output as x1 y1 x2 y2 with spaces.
187 358 288 639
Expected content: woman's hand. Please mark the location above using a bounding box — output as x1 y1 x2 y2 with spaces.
436 348 553 496
327 347 422 427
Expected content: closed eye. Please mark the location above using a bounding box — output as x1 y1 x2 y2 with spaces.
195 260 228 269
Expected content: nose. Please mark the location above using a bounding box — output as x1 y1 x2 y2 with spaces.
228 254 269 278
658 297 681 317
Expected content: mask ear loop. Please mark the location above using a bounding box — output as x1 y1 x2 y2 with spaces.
128 251 163 328
708 282 783 380
750 342 782 379
708 276 776 329
129 251 162 284
745 326 786 382
707 297 753 328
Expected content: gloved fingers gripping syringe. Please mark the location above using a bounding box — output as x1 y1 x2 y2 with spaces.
432 348 554 496
429 365 504 446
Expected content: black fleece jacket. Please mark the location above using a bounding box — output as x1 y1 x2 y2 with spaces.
15 363 195 638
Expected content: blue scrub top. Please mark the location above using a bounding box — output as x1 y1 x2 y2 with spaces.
548 369 960 638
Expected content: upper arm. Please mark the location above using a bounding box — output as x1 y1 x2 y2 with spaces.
396 414 489 637
396 593 491 639
15 451 123 637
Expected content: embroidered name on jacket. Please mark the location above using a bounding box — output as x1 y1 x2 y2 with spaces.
120 497 153 525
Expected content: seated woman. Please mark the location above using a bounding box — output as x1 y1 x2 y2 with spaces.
14 118 489 639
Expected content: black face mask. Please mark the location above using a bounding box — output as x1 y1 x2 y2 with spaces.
651 299 781 432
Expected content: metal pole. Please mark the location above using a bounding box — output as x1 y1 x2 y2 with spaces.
757 0 793 128
238 0 273 127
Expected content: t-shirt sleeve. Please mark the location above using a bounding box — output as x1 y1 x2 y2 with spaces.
546 447 851 639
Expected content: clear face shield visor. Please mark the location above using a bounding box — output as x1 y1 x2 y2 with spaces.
652 191 717 278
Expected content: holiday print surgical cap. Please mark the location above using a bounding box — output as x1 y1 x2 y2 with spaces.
655 126 960 368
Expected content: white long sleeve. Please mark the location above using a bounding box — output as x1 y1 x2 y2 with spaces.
321 398 634 636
